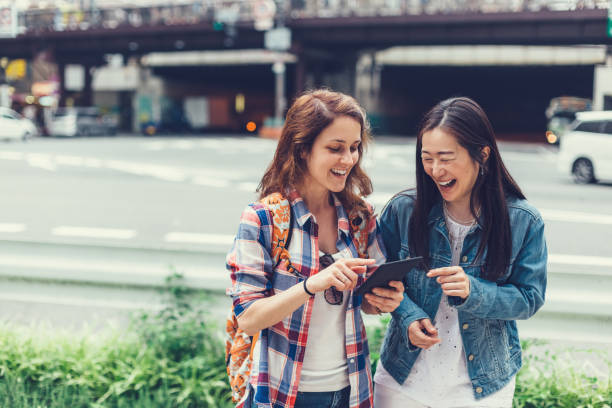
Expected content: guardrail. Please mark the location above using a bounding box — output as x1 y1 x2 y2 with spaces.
0 238 610 344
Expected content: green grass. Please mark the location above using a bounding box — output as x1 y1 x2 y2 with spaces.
1 275 610 407
0 273 232 407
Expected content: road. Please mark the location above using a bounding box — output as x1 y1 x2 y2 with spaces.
0 135 611 350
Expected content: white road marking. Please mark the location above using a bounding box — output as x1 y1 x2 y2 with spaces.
369 192 612 226
26 153 56 171
0 223 26 233
0 151 24 160
105 160 186 182
0 292 161 311
165 232 235 245
52 226 136 240
549 253 612 268
540 208 612 225
546 289 612 306
191 175 230 188
238 182 259 192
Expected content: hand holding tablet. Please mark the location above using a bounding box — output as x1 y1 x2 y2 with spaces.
355 257 424 296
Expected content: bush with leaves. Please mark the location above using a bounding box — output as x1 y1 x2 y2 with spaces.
0 273 232 407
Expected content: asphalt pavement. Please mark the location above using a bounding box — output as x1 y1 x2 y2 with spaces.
0 135 611 356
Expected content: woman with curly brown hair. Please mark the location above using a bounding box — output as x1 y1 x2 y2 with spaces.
226 89 403 408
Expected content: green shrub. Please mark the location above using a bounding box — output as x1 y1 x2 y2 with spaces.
0 273 232 407
366 318 612 408
1 277 611 407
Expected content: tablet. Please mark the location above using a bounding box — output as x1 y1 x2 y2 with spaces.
355 257 424 296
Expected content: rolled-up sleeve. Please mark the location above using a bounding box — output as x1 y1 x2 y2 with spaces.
226 204 274 317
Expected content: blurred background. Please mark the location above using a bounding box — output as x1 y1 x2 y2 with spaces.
0 0 611 367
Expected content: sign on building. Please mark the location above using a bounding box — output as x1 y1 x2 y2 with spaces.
0 5 17 38
609 0 612 37
265 27 291 51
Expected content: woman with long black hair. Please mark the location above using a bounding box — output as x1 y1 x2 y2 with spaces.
373 97 547 407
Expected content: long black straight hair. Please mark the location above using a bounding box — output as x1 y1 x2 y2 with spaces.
409 97 525 281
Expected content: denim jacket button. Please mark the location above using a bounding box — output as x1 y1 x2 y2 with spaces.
476 387 483 393
462 323 469 330
461 255 468 263
468 354 474 361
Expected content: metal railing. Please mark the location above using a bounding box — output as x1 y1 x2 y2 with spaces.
16 0 610 35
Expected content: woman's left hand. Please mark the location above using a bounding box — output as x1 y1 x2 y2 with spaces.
364 281 405 313
427 266 471 299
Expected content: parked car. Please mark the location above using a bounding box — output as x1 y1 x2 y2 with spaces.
545 96 591 145
0 107 38 141
49 107 116 137
558 111 612 184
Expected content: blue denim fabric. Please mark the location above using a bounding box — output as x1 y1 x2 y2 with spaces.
250 386 350 408
294 386 350 408
377 193 547 400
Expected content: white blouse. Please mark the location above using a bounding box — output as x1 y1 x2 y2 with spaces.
374 213 515 407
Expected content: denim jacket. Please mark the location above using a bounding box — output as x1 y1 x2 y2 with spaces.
377 193 547 399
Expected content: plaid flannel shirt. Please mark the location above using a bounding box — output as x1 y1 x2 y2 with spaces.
226 190 386 408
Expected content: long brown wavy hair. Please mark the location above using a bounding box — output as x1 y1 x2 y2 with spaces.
257 89 373 215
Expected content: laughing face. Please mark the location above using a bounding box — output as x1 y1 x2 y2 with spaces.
303 116 362 195
421 127 487 210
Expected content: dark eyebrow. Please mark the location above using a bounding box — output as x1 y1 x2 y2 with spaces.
421 150 454 155
330 138 361 144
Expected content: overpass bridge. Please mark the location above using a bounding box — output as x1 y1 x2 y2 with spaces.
0 0 610 135
1 1 610 60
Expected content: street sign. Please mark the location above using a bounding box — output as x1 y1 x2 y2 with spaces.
265 27 291 51
0 5 17 38
253 0 276 32
6 59 26 80
609 0 612 37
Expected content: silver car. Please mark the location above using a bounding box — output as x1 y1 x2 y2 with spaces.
0 107 38 141
49 107 116 137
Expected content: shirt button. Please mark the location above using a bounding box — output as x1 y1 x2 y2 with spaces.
462 323 469 330
476 387 483 393
461 255 468 263
468 354 474 361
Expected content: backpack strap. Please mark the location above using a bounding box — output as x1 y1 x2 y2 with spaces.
348 203 372 259
260 192 297 274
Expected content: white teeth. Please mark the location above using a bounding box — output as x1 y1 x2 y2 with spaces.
439 180 453 187
331 169 347 176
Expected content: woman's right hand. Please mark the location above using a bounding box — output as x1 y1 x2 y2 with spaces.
306 258 376 293
408 318 441 349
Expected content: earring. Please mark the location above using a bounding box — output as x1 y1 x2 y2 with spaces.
480 166 485 176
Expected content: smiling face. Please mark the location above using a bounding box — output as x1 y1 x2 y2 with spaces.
421 127 485 210
302 115 362 196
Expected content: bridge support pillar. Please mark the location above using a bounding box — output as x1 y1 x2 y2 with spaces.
293 50 358 97
355 51 382 124
82 64 93 107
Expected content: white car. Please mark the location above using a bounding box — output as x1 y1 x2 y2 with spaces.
558 111 612 184
0 107 38 141
49 107 116 137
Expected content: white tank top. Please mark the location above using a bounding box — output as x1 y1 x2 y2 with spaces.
298 249 350 392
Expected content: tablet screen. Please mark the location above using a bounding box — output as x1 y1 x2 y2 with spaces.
355 257 424 296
